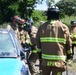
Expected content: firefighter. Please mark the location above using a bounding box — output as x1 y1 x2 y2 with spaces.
18 18 31 61
27 18 40 75
70 20 76 57
36 6 73 75
18 18 30 44
6 15 22 38
6 15 30 51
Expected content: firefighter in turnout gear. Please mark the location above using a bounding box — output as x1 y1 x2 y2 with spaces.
6 15 30 52
36 6 72 75
70 20 76 57
19 19 31 61
27 18 40 75
6 15 22 38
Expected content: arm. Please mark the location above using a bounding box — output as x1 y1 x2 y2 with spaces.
66 27 73 60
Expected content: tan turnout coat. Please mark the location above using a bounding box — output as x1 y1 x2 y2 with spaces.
36 20 72 66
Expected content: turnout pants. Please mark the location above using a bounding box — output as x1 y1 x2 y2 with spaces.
27 53 40 75
72 44 76 55
42 66 65 75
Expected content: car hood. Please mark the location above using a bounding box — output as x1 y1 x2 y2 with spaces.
0 58 22 75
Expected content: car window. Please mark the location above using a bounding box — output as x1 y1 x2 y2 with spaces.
9 30 22 56
0 32 17 57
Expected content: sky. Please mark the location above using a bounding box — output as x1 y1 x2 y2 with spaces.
35 0 60 10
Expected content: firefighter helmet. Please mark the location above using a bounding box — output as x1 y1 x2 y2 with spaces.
46 6 60 20
12 15 22 24
20 19 25 25
71 20 76 27
71 20 76 24
13 15 21 22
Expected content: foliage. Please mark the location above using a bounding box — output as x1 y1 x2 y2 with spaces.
0 0 56 24
61 15 76 28
56 0 76 17
18 0 37 18
31 10 47 27
0 0 76 29
0 0 43 23
46 0 55 8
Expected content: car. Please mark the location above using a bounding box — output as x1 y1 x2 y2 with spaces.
0 28 28 75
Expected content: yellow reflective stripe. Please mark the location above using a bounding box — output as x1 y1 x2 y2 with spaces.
24 24 26 26
29 42 33 45
47 61 55 66
72 41 76 44
20 36 25 39
57 72 61 75
32 50 37 53
40 37 66 44
32 48 41 53
37 48 41 52
70 34 76 38
42 54 66 61
50 20 55 24
50 20 56 26
67 50 72 54
21 24 26 28
26 36 29 39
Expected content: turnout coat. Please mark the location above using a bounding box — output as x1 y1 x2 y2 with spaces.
36 20 72 67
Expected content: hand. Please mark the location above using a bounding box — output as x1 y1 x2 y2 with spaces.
67 54 73 60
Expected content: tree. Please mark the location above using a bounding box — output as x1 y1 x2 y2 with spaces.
0 0 39 23
0 0 19 23
46 0 54 8
56 0 76 17
0 0 55 23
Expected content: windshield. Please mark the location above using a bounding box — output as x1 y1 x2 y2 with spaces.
0 32 17 57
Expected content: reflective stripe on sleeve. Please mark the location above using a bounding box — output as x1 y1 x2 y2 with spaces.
72 41 76 44
29 42 33 46
36 48 41 52
40 37 66 44
32 48 41 53
32 50 37 53
20 36 25 39
70 34 76 38
67 50 72 54
42 53 66 61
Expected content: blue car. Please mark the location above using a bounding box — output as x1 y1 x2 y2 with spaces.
0 29 28 75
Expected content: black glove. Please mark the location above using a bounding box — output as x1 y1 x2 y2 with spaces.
38 52 42 59
67 54 73 60
20 50 25 60
21 43 31 52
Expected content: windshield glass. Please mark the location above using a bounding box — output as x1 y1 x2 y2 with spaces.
0 32 17 57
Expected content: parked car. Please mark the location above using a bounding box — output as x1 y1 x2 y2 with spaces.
0 29 28 75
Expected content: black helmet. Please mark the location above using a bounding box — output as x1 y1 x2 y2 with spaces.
71 20 76 24
46 6 60 20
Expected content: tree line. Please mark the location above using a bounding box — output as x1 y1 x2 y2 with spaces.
0 0 76 24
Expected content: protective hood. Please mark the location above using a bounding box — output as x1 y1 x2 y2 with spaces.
0 58 22 75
